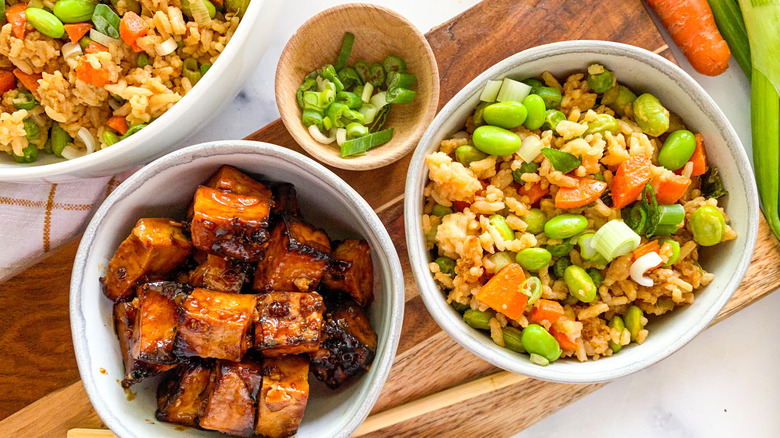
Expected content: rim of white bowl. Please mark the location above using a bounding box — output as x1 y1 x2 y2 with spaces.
70 140 405 438
0 0 279 182
404 40 759 384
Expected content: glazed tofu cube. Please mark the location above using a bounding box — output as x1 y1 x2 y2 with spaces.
155 360 213 427
323 239 374 307
186 254 253 294
253 215 331 293
254 291 324 356
199 358 262 437
102 218 192 302
310 297 377 389
255 356 310 438
271 182 301 217
113 302 175 388
131 282 191 364
175 288 258 361
205 165 273 199
190 186 272 262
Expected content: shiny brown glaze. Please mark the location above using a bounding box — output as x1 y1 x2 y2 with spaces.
254 291 324 356
186 254 253 294
255 355 309 438
270 183 302 217
131 282 191 364
113 301 176 388
199 358 262 437
205 165 273 199
323 239 374 307
155 359 213 427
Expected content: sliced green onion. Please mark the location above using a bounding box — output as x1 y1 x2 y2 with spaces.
660 239 681 266
318 89 335 108
340 127 393 157
102 130 120 146
496 77 531 102
24 119 40 141
577 233 598 259
337 91 362 109
367 62 385 88
520 276 543 305
541 148 581 173
308 124 336 144
709 0 751 79
354 61 370 84
592 219 641 261
12 90 37 110
368 106 389 132
370 90 388 109
361 82 374 103
321 64 344 92
91 4 120 39
489 251 515 272
182 58 202 86
326 102 349 128
625 203 648 235
336 127 347 146
653 224 680 236
200 64 211 75
186 0 212 25
338 67 361 89
302 91 321 111
345 122 368 139
517 136 543 162
302 108 323 128
357 103 378 124
386 71 416 90
383 55 406 73
296 78 316 108
122 123 146 139
386 87 416 104
480 79 503 102
334 32 354 71
322 116 333 131
641 184 660 238
657 204 685 227
343 109 365 125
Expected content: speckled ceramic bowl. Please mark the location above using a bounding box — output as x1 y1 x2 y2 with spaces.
405 41 758 383
70 141 405 437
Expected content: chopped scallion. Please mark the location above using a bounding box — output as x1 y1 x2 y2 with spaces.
496 77 531 102
592 219 641 261
480 80 503 102
340 128 393 157
334 32 354 71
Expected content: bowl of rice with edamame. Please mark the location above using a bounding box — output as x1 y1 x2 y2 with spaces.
405 41 758 383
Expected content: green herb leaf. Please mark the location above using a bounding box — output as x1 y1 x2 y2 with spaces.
701 167 728 199
541 148 581 173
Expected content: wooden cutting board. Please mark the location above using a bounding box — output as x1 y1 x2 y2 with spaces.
1 0 779 437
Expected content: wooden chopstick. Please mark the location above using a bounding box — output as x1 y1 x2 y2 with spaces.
66 370 529 438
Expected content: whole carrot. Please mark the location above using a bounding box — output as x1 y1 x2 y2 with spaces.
646 0 731 76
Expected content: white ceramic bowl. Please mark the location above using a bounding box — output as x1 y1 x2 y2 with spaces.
0 2 281 183
404 41 759 383
70 141 405 437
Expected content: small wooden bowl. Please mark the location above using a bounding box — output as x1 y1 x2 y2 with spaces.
275 3 440 171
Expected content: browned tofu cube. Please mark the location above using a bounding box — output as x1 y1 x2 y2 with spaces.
113 302 176 388
190 186 272 262
131 282 191 364
254 291 324 356
206 165 272 199
102 218 192 302
271 182 301 217
323 239 374 307
255 356 310 438
155 360 213 427
175 288 258 361
186 254 253 294
199 358 262 437
310 297 377 389
253 215 331 292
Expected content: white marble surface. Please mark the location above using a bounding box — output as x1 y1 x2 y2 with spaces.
181 1 779 436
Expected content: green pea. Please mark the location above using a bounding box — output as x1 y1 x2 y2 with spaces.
632 93 669 137
658 129 696 171
472 101 490 127
524 208 547 234
624 305 644 341
515 248 552 271
564 265 597 303
200 64 211 76
520 324 562 362
585 114 619 136
435 257 456 275
552 257 571 279
23 119 40 141
547 238 575 257
544 214 588 239
472 125 523 156
522 94 546 130
502 326 525 353
50 122 71 157
587 66 614 93
102 130 120 146
489 215 515 241
225 0 249 17
593 172 606 182
136 53 150 68
586 267 604 287
455 144 488 166
608 316 625 353
512 161 539 184
542 109 566 132
690 205 725 246
660 239 681 266
451 301 470 314
431 204 453 218
489 251 516 272
52 0 95 23
25 8 65 38
483 101 528 129
536 86 562 109
463 309 495 331
13 143 39 163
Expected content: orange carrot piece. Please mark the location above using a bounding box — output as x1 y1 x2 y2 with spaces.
689 133 707 177
645 0 730 76
555 178 607 209
611 155 652 209
655 173 691 204
13 69 42 97
475 263 527 320
119 12 148 52
0 71 16 95
6 4 27 40
529 299 564 325
452 200 470 212
76 58 110 87
550 327 580 351
84 41 109 54
64 23 92 44
632 240 660 261
107 116 129 135
516 182 548 206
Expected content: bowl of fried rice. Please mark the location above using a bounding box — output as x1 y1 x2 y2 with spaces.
0 0 280 181
405 41 758 383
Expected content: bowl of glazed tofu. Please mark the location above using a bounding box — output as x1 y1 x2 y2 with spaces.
70 141 405 438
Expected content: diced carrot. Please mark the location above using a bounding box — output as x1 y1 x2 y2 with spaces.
550 327 580 351
529 299 564 324
655 173 691 204
555 178 607 209
515 182 548 206
611 155 652 209
690 133 707 176
64 23 93 44
107 116 129 135
6 4 27 40
0 71 16 95
119 12 149 52
452 200 470 212
13 69 42 97
632 240 660 261
85 41 109 54
76 58 111 87
475 263 527 320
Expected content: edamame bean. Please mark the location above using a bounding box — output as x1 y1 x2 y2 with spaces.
660 239 681 266
463 309 495 330
624 305 644 341
586 267 604 287
524 208 547 234
522 78 544 95
515 248 552 271
608 316 625 353
543 214 588 239
520 324 562 362
690 205 725 246
204 0 216 18
633 93 669 137
666 112 686 134
225 0 249 17
658 129 696 170
489 214 515 241
451 301 470 314
602 85 637 116
489 251 515 272
585 114 619 136
472 125 523 156
564 265 597 303
455 144 488 166
53 0 95 23
472 101 490 126
13 143 38 163
552 257 571 279
431 204 453 218
522 94 546 130
512 161 539 183
23 119 39 141
435 257 456 275
483 101 528 129
25 8 65 38
537 86 562 109
502 326 525 353
547 239 575 257
50 122 71 157
542 109 566 132
587 66 614 93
